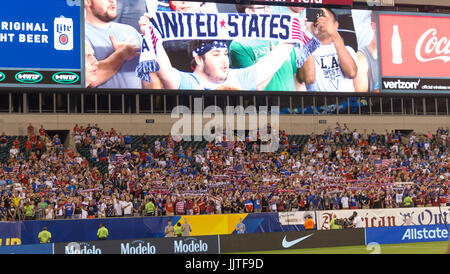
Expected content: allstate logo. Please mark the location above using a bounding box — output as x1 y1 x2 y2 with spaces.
52 72 79 84
15 71 43 84
0 72 5 82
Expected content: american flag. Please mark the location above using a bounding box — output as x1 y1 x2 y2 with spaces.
374 159 392 169
12 163 20 174
224 141 234 151
291 18 310 46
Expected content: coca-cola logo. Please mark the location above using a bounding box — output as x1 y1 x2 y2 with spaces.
415 29 450 63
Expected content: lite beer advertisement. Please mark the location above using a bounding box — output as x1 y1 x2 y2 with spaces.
0 0 82 87
378 12 450 93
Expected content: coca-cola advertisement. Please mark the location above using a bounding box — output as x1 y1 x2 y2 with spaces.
378 12 450 93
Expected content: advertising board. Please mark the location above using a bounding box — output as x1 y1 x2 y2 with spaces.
54 235 220 254
0 0 82 87
365 224 450 245
317 207 450 230
378 12 450 92
219 229 365 253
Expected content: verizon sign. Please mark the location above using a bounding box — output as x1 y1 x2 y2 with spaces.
378 13 450 92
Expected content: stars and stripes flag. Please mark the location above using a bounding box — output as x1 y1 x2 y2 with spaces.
375 159 393 169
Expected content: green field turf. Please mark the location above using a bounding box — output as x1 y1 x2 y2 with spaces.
234 241 449 254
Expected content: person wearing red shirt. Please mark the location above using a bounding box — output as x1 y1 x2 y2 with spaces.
13 138 20 149
27 123 34 135
206 200 215 215
198 198 206 215
36 138 44 152
165 198 174 216
39 125 46 137
25 138 33 156
431 193 440 207
193 200 200 215
185 197 194 215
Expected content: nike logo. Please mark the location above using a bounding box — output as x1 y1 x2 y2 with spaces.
282 234 314 248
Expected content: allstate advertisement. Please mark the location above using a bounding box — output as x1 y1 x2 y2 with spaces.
0 0 82 87
366 225 450 245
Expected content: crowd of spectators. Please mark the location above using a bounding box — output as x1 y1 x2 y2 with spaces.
0 123 448 221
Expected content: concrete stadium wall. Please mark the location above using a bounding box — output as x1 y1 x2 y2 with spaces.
0 114 448 136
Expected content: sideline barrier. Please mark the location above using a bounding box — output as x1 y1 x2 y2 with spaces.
5 207 449 245
2 225 448 254
54 229 365 254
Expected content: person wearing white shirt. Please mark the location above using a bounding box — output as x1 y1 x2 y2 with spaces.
298 9 357 92
341 194 349 209
122 197 133 217
113 197 123 217
352 211 364 228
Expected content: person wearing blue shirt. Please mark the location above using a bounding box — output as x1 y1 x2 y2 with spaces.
236 218 246 234
64 199 75 219
253 195 262 213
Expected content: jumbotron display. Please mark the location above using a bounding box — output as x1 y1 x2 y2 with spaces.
83 0 450 93
0 0 449 93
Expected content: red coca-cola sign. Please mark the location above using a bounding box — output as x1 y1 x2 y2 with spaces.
379 13 450 78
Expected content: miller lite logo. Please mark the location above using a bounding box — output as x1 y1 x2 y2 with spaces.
54 16 73 51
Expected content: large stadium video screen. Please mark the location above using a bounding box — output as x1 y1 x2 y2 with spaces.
1 0 449 93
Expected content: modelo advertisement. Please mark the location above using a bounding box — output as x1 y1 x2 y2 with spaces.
85 0 380 93
378 12 450 93
365 225 450 245
0 0 82 87
54 235 219 254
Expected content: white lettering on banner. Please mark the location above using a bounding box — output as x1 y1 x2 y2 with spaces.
317 207 450 230
65 244 101 254
415 29 450 63
120 241 156 254
174 239 209 253
382 79 420 90
401 227 449 241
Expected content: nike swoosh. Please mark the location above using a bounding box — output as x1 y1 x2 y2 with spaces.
282 234 314 248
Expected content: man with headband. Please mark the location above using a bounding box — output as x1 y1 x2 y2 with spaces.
166 37 301 90
139 10 308 91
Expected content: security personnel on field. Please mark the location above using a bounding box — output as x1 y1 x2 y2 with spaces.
97 223 109 240
174 222 182 237
38 227 52 243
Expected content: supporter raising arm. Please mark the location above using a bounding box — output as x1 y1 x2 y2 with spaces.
298 8 357 92
138 13 300 91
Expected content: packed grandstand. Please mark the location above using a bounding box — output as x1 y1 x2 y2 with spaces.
0 123 448 221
